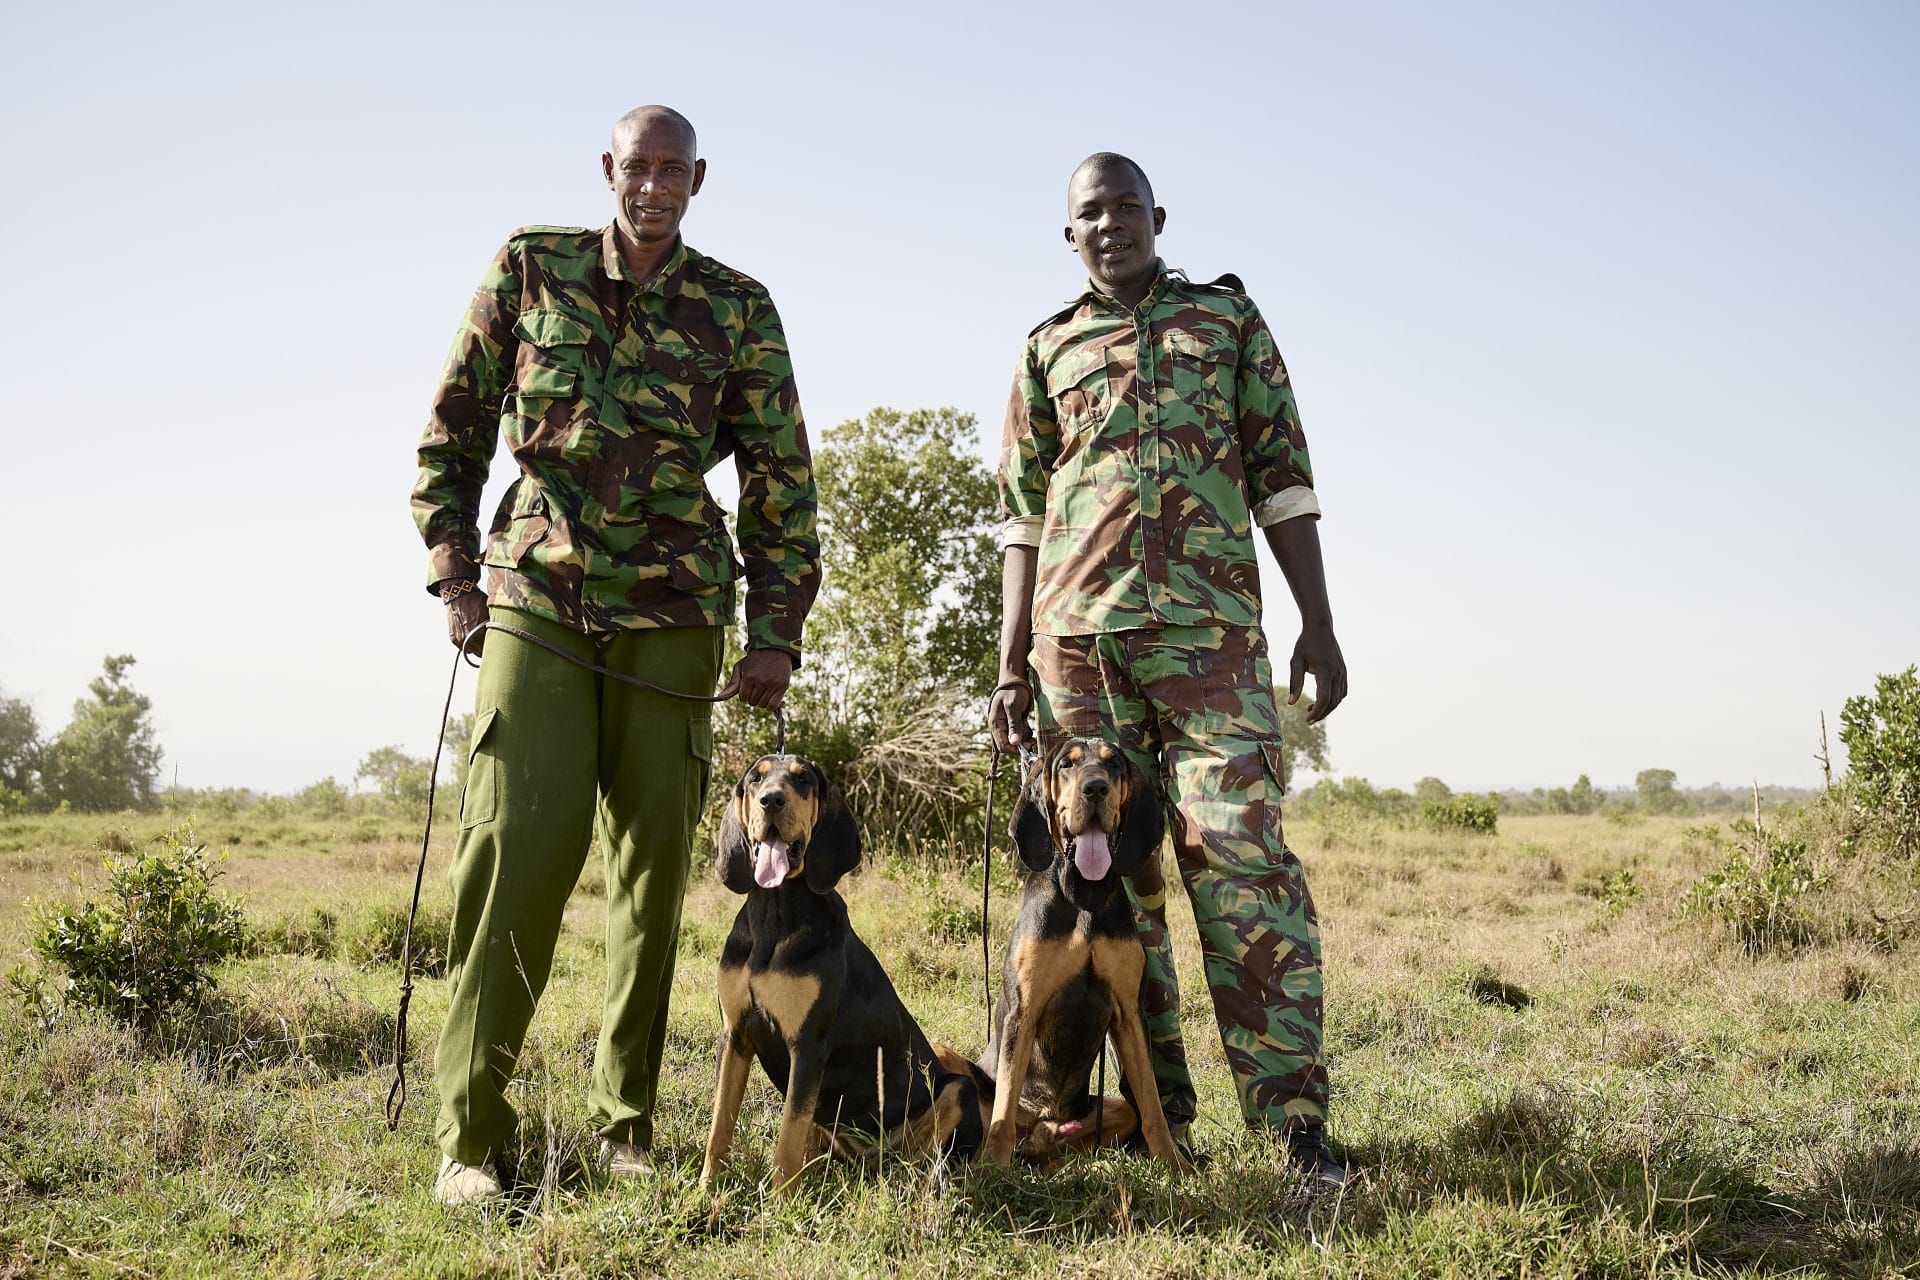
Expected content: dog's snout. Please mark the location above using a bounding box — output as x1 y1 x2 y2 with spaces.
758 791 785 810
1080 777 1109 800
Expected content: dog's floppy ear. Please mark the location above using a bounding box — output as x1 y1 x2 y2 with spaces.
802 764 861 893
1109 759 1165 877
1010 756 1058 872
715 773 756 895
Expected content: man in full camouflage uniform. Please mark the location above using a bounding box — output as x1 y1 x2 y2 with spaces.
412 105 819 1205
988 152 1349 1184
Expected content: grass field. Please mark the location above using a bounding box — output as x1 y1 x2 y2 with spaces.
1 803 1915 1278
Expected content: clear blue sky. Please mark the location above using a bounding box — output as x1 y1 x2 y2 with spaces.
2 0 1914 794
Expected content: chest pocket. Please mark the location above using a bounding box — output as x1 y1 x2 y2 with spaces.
1044 345 1112 449
512 307 594 399
611 341 731 439
1164 328 1238 420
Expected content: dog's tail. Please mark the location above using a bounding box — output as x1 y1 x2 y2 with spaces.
929 1042 994 1161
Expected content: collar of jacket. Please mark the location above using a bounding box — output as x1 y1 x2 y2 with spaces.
1071 259 1191 313
600 225 692 297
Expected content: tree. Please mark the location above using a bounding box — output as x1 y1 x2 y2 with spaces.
808 406 1000 706
1840 666 1920 856
356 745 432 808
1568 773 1597 815
1272 694 1331 792
1636 767 1680 815
0 688 42 807
38 656 164 812
714 406 1000 850
1414 776 1453 808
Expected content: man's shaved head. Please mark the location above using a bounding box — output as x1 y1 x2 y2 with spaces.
1069 152 1153 208
612 105 698 156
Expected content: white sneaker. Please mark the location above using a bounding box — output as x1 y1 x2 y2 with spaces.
598 1139 654 1179
432 1155 505 1206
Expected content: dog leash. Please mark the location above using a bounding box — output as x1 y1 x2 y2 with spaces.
384 620 784 1132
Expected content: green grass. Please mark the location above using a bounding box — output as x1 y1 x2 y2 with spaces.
1 808 1915 1277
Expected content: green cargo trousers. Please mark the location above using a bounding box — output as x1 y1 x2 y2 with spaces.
1031 624 1328 1135
435 606 721 1165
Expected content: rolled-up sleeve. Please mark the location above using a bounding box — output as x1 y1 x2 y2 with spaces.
998 341 1057 541
1234 302 1318 522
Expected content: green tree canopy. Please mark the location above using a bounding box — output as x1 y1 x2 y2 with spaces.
355 745 432 809
38 656 163 812
1636 767 1680 814
1840 666 1920 856
0 688 41 803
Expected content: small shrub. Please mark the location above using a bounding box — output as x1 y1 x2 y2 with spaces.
1840 666 1920 857
922 898 981 944
1579 867 1646 917
28 826 247 1026
1681 818 1825 955
1423 793 1499 835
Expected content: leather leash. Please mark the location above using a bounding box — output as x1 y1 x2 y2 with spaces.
384 620 783 1131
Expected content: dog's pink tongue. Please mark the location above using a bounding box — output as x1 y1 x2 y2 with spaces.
1073 829 1112 881
754 838 791 888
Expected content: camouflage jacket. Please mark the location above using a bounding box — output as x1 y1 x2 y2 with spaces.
998 264 1318 637
412 226 821 657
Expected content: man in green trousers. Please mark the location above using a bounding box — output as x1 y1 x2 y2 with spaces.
411 105 820 1205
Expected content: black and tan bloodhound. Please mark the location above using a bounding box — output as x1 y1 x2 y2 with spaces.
700 754 984 1192
975 736 1190 1170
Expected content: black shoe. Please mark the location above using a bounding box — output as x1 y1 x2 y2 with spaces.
1283 1122 1347 1188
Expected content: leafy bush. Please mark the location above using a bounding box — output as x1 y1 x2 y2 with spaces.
1423 793 1499 834
28 826 247 1026
1580 866 1646 917
1681 818 1825 955
1840 666 1920 857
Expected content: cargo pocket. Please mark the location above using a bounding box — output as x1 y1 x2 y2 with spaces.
459 708 501 830
1259 739 1290 800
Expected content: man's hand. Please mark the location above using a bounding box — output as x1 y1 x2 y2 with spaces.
728 648 793 710
446 592 489 654
1287 623 1347 723
989 683 1033 754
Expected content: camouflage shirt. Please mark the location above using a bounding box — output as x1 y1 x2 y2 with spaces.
999 264 1319 637
413 226 821 657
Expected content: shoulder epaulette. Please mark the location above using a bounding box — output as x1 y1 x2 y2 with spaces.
1027 298 1085 339
689 251 767 295
509 224 591 239
1195 272 1246 295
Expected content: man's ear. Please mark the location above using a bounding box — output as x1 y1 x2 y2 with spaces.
715 778 756 894
1151 206 1166 235
1010 758 1057 872
1110 762 1165 877
601 151 615 189
689 157 707 197
803 766 861 894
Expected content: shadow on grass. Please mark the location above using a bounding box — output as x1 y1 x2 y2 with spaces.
914 1092 1911 1275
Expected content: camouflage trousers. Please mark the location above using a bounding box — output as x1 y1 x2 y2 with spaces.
1031 624 1327 1133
